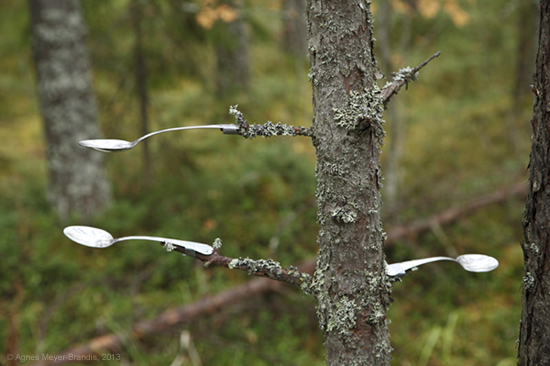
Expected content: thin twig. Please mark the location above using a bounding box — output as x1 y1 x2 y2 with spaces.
380 51 441 105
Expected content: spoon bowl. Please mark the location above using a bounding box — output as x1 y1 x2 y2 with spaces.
455 254 499 272
386 254 498 277
63 226 214 256
79 124 239 153
79 139 135 153
64 226 114 248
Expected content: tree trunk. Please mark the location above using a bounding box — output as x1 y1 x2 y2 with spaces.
214 2 249 97
131 0 152 185
29 0 111 221
518 0 550 364
306 1 392 365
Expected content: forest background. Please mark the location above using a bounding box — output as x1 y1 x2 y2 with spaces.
0 0 538 365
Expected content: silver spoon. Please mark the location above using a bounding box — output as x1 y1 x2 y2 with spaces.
386 254 499 277
79 124 239 152
63 226 213 257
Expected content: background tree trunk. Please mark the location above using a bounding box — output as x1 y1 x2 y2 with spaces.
29 0 111 221
509 0 538 153
306 1 392 365
131 0 152 185
282 0 307 57
518 0 550 364
376 1 411 212
512 0 538 117
214 2 249 97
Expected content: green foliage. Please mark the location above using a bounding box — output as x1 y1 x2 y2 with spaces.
0 0 532 364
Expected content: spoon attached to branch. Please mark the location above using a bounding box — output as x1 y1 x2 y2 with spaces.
386 254 499 277
79 124 239 152
63 226 213 257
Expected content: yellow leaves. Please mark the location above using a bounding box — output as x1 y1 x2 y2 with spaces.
390 0 411 14
196 0 238 29
393 0 470 27
418 0 440 19
442 0 469 27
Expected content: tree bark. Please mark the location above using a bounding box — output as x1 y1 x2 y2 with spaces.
518 0 550 364
306 1 391 365
29 0 111 221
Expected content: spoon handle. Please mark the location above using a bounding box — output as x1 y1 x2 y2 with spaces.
136 124 238 143
112 236 213 256
386 256 455 276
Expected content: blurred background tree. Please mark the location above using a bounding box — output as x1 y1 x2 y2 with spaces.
28 0 111 221
0 0 538 365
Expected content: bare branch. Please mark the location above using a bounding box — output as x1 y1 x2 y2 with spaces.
380 51 441 106
167 245 314 291
229 105 312 138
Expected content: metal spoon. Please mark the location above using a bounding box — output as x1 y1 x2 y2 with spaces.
79 124 239 152
63 226 213 257
386 254 499 277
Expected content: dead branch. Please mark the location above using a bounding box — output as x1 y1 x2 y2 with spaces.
200 252 313 289
27 277 278 365
162 236 313 290
380 51 441 106
26 182 526 366
229 105 312 138
385 182 527 244
163 245 314 290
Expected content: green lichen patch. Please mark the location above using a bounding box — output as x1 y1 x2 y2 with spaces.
325 161 350 176
524 271 535 290
213 238 222 251
229 105 299 139
228 257 283 274
326 296 357 336
331 206 358 223
332 84 385 144
361 270 392 325
392 66 418 83
300 275 315 295
333 90 367 130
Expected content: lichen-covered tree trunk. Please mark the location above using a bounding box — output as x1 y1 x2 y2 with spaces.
29 0 111 221
518 0 550 364
306 1 392 365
